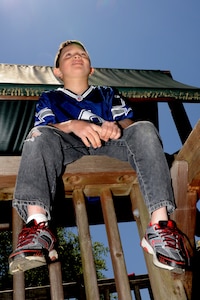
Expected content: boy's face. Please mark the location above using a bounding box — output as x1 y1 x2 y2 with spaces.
54 43 92 80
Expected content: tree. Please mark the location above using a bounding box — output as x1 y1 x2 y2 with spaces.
0 230 12 289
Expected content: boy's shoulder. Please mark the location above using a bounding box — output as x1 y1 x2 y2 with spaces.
95 85 114 91
94 85 117 95
41 89 67 100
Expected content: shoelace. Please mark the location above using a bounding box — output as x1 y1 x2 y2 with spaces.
156 225 182 250
156 224 191 264
17 222 49 247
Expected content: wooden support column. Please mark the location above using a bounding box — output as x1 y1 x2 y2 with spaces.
131 183 188 300
12 208 25 300
49 261 64 300
73 188 100 300
171 160 197 247
171 160 197 300
171 160 197 245
100 188 132 300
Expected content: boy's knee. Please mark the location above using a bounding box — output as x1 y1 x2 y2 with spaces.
135 120 154 129
30 127 42 138
124 121 160 146
127 121 156 135
25 127 55 146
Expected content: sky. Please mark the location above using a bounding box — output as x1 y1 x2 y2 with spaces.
1 0 200 299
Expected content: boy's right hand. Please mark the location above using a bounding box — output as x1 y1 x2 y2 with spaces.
53 120 102 148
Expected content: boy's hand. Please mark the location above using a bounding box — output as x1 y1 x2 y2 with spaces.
99 121 121 142
51 120 121 148
77 120 121 147
71 120 102 148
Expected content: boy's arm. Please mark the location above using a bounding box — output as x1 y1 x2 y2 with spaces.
117 118 134 129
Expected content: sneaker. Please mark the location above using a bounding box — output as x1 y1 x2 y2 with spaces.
141 220 190 272
9 220 58 274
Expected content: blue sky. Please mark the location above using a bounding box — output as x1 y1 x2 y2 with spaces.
1 1 200 299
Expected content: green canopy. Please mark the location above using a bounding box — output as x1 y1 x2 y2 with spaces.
0 64 200 101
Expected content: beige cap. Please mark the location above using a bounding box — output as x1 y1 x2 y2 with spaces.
54 40 89 67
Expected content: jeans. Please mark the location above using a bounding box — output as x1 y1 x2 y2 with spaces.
13 121 175 221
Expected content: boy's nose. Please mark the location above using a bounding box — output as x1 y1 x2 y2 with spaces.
74 53 81 58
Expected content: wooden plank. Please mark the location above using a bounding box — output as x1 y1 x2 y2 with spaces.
170 161 195 300
175 119 200 188
0 155 135 184
0 157 20 200
171 161 197 247
63 175 136 197
65 155 134 174
0 156 21 176
64 156 136 197
0 275 152 299
0 156 137 201
0 155 136 176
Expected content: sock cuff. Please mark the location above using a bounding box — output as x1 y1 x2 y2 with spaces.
27 213 48 224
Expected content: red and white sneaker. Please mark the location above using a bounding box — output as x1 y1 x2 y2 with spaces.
141 220 190 272
9 220 58 274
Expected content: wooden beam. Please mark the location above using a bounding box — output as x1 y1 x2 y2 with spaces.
73 188 100 300
0 156 136 201
100 188 132 300
131 183 188 300
171 161 197 247
168 102 193 144
175 119 200 193
0 156 21 176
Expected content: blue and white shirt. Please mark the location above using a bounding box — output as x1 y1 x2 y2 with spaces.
34 85 133 126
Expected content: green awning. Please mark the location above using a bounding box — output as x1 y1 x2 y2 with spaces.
1 64 200 101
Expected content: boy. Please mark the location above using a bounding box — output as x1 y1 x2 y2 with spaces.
9 40 189 274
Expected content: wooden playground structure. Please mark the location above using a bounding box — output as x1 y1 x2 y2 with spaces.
0 64 199 299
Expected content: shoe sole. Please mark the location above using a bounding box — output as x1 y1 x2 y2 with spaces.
9 248 58 274
141 237 185 274
9 255 46 274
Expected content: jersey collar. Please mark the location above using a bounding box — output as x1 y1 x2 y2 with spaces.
57 85 95 101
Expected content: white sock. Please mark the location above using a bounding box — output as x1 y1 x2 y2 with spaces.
27 213 48 224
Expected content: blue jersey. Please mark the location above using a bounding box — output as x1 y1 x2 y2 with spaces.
34 85 133 126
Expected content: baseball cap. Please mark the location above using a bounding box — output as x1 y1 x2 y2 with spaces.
54 40 89 67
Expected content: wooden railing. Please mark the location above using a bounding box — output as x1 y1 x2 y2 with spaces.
0 274 153 300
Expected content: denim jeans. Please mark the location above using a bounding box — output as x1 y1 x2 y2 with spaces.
13 121 175 221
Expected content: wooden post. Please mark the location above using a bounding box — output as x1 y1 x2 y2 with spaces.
171 160 197 247
49 261 64 300
73 188 100 300
100 188 132 300
12 208 25 300
130 184 188 300
170 160 197 300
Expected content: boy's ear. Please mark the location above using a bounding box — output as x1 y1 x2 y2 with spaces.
53 67 61 78
89 67 95 75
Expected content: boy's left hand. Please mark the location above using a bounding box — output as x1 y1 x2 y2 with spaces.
99 121 121 142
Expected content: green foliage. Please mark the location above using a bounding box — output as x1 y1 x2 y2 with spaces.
57 228 109 282
0 231 12 289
